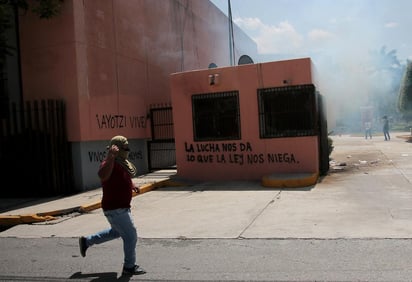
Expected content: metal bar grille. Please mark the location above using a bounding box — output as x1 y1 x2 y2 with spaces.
258 84 317 138
150 107 174 140
148 107 176 170
0 99 74 197
192 91 241 141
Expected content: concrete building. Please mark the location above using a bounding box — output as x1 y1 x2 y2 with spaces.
170 58 329 186
7 0 257 192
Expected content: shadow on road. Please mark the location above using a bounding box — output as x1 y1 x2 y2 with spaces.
70 271 131 281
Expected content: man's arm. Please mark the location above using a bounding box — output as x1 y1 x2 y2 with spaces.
98 145 119 182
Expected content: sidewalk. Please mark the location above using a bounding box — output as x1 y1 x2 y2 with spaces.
0 169 180 227
1 133 412 239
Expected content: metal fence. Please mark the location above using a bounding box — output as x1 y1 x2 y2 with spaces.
0 99 75 197
147 107 176 170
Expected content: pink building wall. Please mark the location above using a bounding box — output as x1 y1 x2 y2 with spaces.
16 0 258 190
18 0 257 142
170 58 321 181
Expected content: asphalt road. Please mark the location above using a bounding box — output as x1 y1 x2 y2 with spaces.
1 237 412 281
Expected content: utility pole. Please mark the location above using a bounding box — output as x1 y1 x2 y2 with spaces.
228 0 235 66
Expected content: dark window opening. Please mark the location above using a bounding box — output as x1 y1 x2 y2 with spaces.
192 91 240 141
258 84 317 138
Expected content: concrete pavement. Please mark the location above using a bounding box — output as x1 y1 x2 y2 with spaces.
1 133 412 239
0 169 180 227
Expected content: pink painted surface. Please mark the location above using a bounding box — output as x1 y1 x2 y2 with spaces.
18 0 257 142
170 58 320 181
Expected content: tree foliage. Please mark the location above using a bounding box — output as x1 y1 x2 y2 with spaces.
367 46 404 119
398 60 412 121
369 46 401 71
0 0 63 64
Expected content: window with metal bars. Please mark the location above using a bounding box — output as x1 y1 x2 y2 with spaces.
258 84 317 138
192 91 241 141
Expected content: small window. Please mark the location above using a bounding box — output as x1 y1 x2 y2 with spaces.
192 91 240 141
258 84 317 138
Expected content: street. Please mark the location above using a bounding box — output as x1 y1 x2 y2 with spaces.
1 237 412 281
1 134 412 281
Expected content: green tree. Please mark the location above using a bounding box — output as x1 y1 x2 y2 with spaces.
0 0 63 65
397 60 412 122
368 46 404 119
369 46 401 71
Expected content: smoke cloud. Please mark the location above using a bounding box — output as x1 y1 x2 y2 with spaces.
211 0 412 132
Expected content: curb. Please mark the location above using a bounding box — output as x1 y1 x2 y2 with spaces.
261 172 319 188
0 214 57 226
0 179 184 227
396 135 412 142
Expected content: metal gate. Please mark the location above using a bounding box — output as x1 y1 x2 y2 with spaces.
0 100 75 197
147 107 176 170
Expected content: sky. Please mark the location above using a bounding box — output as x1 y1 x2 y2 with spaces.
210 0 412 62
210 0 412 125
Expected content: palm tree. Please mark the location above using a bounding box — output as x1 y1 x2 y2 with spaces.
398 60 412 124
368 46 404 119
369 46 401 71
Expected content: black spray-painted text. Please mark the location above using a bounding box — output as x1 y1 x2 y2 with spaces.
96 114 147 129
184 141 299 165
88 150 143 163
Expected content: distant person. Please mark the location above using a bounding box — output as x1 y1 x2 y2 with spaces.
78 135 146 276
364 121 372 139
382 116 390 141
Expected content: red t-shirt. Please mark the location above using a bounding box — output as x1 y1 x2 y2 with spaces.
100 161 134 211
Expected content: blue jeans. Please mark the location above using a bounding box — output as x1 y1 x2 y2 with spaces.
384 130 390 140
86 208 137 268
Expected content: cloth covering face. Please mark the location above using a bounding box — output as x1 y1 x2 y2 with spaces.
108 135 137 177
